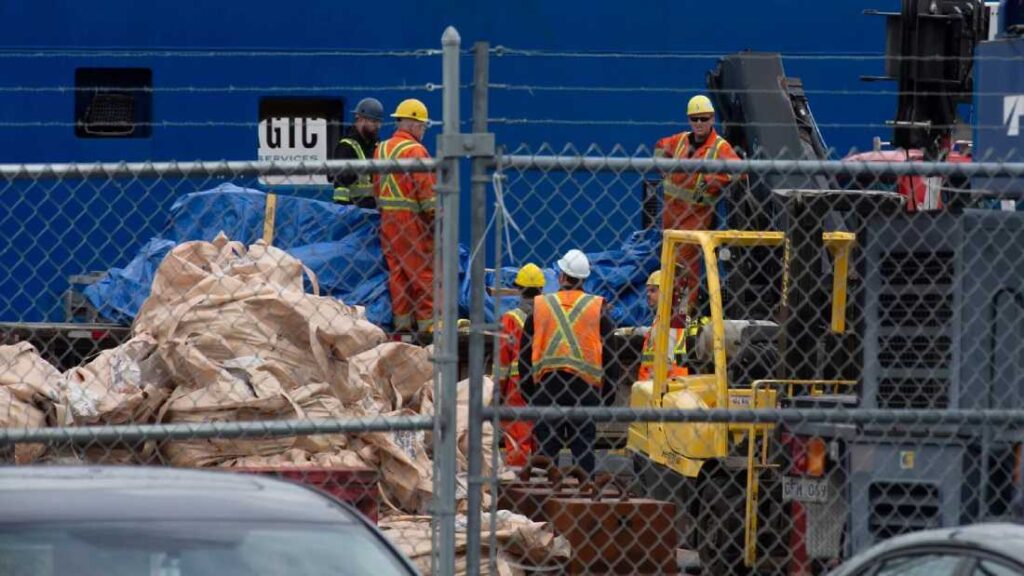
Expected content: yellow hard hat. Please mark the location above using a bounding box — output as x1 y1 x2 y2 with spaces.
687 95 715 117
390 98 430 123
646 270 662 288
514 263 546 288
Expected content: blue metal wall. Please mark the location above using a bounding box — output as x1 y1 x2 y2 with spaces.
974 37 1024 195
0 0 898 321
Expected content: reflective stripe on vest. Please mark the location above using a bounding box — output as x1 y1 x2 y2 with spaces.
638 316 709 379
532 292 604 387
689 315 711 333
333 138 375 201
663 133 727 206
376 139 429 212
640 327 688 370
639 316 710 369
497 308 527 380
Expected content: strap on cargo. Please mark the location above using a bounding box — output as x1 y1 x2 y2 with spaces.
263 193 278 245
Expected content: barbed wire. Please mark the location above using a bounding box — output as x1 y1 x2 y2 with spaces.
487 83 990 98
490 46 1022 62
0 82 1007 97
0 47 442 58
0 120 461 128
487 118 995 130
0 82 1005 98
0 83 442 93
0 45 1009 62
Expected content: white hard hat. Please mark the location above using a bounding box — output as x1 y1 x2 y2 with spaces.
557 249 591 279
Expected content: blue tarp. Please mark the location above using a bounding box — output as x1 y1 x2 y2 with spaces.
463 228 662 327
87 184 660 330
85 184 394 327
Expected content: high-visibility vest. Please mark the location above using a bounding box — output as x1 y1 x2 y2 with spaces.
637 316 710 380
497 308 527 381
374 137 435 213
662 132 729 206
531 291 604 388
332 138 375 202
638 327 689 381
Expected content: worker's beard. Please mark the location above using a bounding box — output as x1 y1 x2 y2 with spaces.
358 124 379 143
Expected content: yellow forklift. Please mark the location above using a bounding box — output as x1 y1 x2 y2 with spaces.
627 221 857 574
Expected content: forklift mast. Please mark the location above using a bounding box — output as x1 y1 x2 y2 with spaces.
704 52 845 352
704 51 904 384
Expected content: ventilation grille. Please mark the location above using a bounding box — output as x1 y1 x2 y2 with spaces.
869 482 942 540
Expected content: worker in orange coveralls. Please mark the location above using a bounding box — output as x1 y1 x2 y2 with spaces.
374 98 436 332
653 94 740 324
496 263 546 466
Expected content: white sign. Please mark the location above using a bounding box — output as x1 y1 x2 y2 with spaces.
1003 95 1024 137
728 394 751 408
258 116 329 185
782 476 830 503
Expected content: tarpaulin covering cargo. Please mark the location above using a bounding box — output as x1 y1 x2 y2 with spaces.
84 184 394 327
464 228 661 326
86 184 660 329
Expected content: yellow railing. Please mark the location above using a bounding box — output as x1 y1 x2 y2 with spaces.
741 379 858 567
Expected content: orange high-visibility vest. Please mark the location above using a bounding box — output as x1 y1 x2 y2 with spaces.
658 131 731 206
638 328 688 381
637 316 710 380
531 291 604 387
498 308 528 382
374 136 435 213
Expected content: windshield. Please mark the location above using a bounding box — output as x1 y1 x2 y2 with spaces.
0 521 413 576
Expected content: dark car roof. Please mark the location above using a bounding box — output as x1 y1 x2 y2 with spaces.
831 523 1024 576
0 466 355 524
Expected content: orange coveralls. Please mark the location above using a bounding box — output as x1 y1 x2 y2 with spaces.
653 128 739 318
374 130 437 332
497 307 535 466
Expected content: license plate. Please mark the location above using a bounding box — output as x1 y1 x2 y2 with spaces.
782 476 830 503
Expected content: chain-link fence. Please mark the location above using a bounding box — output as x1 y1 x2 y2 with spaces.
478 149 1024 575
0 28 507 576
0 151 470 572
5 15 1024 576
443 20 1024 574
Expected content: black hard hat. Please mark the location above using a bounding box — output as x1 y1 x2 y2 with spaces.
353 98 384 121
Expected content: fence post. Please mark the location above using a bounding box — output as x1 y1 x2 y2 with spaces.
466 40 491 576
432 25 461 576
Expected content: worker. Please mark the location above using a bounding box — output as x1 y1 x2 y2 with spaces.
497 263 546 466
332 98 384 208
374 98 436 332
654 94 741 322
637 270 688 381
517 249 617 475
637 270 709 380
